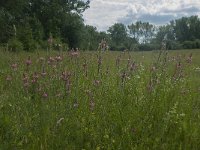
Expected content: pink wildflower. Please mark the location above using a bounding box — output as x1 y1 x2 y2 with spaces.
26 56 32 66
42 92 48 98
11 63 18 71
6 75 12 81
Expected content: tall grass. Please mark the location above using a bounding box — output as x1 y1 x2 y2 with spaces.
0 49 200 149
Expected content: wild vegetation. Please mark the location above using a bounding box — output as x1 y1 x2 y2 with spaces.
0 48 200 149
0 0 200 149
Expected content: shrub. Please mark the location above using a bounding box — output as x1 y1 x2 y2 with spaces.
167 40 182 50
109 43 127 51
130 44 139 51
182 40 200 49
194 39 200 48
24 39 38 51
183 41 195 49
52 38 63 51
8 38 23 52
138 43 159 51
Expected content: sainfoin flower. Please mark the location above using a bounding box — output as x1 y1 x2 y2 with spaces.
6 75 12 81
11 63 18 71
26 56 32 66
55 55 62 62
93 80 101 86
42 92 48 98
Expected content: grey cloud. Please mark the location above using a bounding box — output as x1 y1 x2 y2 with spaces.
83 0 200 31
118 13 176 25
118 5 200 25
162 6 200 14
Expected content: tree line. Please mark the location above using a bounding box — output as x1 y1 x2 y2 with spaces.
0 0 200 51
108 16 200 51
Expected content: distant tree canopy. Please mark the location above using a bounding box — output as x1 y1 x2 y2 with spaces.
0 1 200 51
155 16 200 50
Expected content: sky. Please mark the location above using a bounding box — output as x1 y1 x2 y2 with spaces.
82 0 200 31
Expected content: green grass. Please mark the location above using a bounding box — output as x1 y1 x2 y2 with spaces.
0 49 200 149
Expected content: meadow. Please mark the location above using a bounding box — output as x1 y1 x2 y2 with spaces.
0 49 200 149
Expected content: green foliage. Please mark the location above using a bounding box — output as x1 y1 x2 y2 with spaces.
128 21 156 43
17 23 38 51
0 0 90 51
138 43 159 51
109 43 127 51
52 38 63 51
108 23 129 51
182 40 200 49
155 22 175 44
108 23 128 45
8 38 23 52
79 25 100 50
60 13 85 48
0 8 14 43
29 17 44 42
174 16 200 42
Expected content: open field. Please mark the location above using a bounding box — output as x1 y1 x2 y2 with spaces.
0 49 200 149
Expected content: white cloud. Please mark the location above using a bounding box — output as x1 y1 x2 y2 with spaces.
83 0 200 31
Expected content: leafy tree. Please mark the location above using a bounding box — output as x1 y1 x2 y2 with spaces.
0 8 14 43
79 25 100 50
60 13 85 48
128 21 155 43
141 22 155 43
128 21 142 42
0 0 90 50
108 23 128 50
174 17 190 42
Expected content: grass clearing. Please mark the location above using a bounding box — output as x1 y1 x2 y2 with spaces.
0 49 200 149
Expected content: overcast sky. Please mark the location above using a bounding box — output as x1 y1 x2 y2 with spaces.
82 0 200 31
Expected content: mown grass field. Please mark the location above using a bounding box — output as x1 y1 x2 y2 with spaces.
0 49 200 149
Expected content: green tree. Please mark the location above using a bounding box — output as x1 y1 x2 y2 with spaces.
80 25 100 50
141 22 155 43
128 21 155 43
174 17 190 42
0 0 90 50
0 9 14 43
60 13 84 48
108 23 128 50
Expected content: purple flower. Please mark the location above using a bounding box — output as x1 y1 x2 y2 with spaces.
11 63 18 71
42 92 48 98
6 75 12 81
25 56 32 66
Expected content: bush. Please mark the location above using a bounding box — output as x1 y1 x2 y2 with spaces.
52 38 63 51
129 44 139 51
8 38 23 52
182 40 200 49
183 41 195 49
109 43 127 51
167 40 182 50
138 43 159 51
62 43 69 51
17 22 38 51
24 39 38 51
39 40 48 50
194 39 200 48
